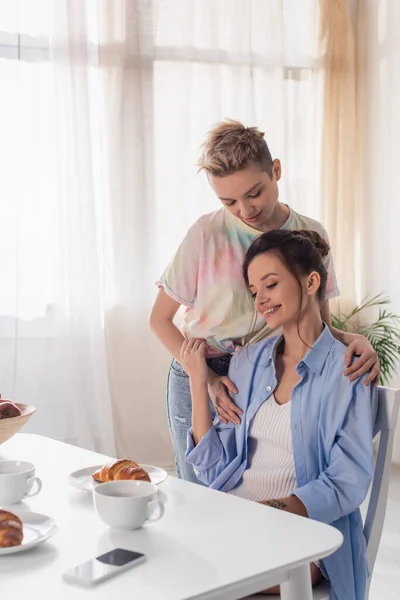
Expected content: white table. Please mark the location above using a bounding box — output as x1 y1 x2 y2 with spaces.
0 434 342 600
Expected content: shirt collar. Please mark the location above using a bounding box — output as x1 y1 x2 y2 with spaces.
260 334 283 367
300 324 335 375
261 323 335 375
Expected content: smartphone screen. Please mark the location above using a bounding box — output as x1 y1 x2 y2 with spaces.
96 548 144 566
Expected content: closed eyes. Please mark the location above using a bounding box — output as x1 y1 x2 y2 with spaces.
250 282 278 299
223 187 262 206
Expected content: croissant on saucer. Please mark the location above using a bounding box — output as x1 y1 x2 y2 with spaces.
0 509 23 548
92 459 151 483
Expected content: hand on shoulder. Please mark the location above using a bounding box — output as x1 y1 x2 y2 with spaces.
343 334 380 387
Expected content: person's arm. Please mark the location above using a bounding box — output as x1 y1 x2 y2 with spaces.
184 341 241 486
180 339 213 444
185 418 237 487
149 288 186 362
150 288 242 424
259 496 308 517
150 222 203 362
291 380 374 524
260 379 375 520
321 299 380 386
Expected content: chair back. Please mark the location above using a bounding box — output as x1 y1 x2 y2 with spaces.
364 386 400 598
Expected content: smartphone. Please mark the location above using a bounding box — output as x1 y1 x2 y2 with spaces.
62 548 146 586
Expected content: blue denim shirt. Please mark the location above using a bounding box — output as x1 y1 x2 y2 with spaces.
186 325 375 600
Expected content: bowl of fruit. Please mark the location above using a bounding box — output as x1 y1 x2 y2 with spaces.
0 396 36 445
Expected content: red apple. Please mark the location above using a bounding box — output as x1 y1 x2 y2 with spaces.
0 394 12 405
0 401 22 419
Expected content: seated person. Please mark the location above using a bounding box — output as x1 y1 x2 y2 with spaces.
183 229 375 600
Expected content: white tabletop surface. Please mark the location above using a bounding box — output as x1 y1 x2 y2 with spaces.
0 434 342 599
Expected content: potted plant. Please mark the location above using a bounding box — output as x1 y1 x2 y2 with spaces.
331 294 400 384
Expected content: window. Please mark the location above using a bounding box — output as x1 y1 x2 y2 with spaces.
0 0 321 318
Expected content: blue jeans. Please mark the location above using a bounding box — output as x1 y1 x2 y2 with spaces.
166 354 231 484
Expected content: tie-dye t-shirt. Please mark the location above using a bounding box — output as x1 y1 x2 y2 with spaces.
157 206 340 356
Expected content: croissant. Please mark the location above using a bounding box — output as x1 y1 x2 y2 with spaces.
92 459 139 482
113 465 151 482
0 510 23 548
0 509 22 527
92 459 151 483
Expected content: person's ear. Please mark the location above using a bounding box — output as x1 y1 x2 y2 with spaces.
272 159 281 182
306 271 321 296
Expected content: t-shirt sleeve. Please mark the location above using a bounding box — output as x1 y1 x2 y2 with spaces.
155 222 202 307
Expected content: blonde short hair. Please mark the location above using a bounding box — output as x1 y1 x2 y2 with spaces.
198 119 273 177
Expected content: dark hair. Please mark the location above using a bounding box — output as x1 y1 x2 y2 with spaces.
243 229 330 300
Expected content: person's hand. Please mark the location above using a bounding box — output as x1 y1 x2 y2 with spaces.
207 371 242 424
344 336 380 387
180 338 209 384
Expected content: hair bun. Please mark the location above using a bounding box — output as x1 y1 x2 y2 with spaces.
295 230 330 257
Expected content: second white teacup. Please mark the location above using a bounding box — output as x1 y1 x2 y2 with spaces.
93 480 165 530
0 460 42 505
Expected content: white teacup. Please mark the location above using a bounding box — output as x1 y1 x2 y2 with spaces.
0 460 42 505
93 480 165 530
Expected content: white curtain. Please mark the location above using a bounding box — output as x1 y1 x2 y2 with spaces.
361 0 400 462
0 0 116 455
0 0 323 466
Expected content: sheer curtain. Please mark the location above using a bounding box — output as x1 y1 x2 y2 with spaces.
318 0 360 314
361 0 400 461
0 0 322 465
0 0 116 455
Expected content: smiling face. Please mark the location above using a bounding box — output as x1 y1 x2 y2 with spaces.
247 250 319 328
209 161 283 232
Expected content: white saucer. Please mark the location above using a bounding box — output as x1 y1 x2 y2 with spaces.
69 464 168 492
0 512 57 555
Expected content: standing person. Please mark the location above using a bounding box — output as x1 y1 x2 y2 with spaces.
150 120 379 483
182 229 375 599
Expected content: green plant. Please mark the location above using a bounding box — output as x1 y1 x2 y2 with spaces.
331 294 400 384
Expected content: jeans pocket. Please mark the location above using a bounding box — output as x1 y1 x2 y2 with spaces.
170 359 188 377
